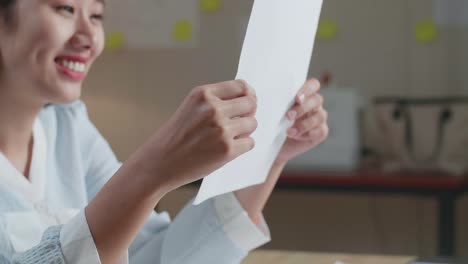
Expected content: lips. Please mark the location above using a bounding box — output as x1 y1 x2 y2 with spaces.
54 55 89 81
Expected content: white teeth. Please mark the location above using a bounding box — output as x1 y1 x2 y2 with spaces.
59 59 85 73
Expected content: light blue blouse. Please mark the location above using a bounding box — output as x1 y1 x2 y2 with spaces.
0 101 270 264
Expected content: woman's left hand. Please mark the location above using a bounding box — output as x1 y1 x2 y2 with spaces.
234 79 328 218
274 79 329 165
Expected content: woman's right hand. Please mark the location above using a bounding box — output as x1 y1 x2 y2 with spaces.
132 80 258 193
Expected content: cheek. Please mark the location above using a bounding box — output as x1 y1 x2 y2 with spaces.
94 29 105 57
37 20 71 56
13 18 69 67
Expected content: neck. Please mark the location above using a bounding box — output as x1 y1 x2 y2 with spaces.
0 77 43 158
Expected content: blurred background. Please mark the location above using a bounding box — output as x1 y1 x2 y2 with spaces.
82 0 468 258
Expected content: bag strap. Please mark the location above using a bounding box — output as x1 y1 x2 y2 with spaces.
393 103 452 164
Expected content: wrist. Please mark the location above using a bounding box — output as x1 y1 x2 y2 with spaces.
124 152 173 201
272 159 287 169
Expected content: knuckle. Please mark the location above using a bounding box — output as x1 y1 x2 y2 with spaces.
221 140 234 156
191 85 203 94
237 79 250 94
248 138 256 150
191 85 204 97
322 109 329 121
204 103 219 119
252 117 259 130
321 125 330 138
246 117 258 132
237 79 248 87
247 96 257 111
311 78 321 90
215 129 234 154
191 85 210 102
201 88 212 102
208 100 225 118
214 122 229 137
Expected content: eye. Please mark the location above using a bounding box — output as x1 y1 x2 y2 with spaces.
91 14 104 21
55 5 75 14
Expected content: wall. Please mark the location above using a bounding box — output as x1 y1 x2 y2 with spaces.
83 0 466 159
81 0 468 256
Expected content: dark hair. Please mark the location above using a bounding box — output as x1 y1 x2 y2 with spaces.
0 0 15 23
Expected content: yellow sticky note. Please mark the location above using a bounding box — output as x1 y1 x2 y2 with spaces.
172 20 193 41
317 19 338 40
200 0 221 12
105 32 125 51
415 20 438 44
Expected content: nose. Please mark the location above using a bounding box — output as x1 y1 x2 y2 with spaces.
70 15 97 51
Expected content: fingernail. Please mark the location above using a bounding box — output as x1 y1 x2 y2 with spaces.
287 111 297 120
288 128 298 137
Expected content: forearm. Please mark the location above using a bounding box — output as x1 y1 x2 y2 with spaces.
85 155 169 264
234 161 286 221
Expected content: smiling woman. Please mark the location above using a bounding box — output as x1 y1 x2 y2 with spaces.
0 0 105 105
0 0 328 264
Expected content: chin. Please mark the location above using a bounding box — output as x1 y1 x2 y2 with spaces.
47 82 83 104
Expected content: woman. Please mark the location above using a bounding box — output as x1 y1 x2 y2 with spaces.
0 0 328 263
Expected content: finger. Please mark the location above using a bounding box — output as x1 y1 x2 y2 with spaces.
208 80 256 100
295 124 329 142
231 137 256 158
228 117 258 138
295 78 320 105
290 108 327 137
287 93 323 120
221 95 257 118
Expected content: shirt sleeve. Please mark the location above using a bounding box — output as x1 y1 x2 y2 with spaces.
2 209 128 264
59 210 111 264
7 210 100 264
129 193 270 264
10 226 66 264
69 100 271 264
213 192 271 252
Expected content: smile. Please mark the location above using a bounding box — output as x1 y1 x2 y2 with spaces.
57 59 85 73
54 55 89 81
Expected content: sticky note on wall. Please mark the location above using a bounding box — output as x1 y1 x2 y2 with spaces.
415 20 438 43
200 0 221 13
317 19 338 40
105 32 126 51
172 20 193 41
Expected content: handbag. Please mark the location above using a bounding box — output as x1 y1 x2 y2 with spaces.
373 96 468 175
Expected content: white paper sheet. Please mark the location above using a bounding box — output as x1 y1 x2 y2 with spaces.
194 0 323 205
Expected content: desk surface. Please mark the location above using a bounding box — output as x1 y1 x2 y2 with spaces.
243 250 415 264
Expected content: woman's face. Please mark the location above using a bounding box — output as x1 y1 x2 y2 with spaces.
0 0 105 105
